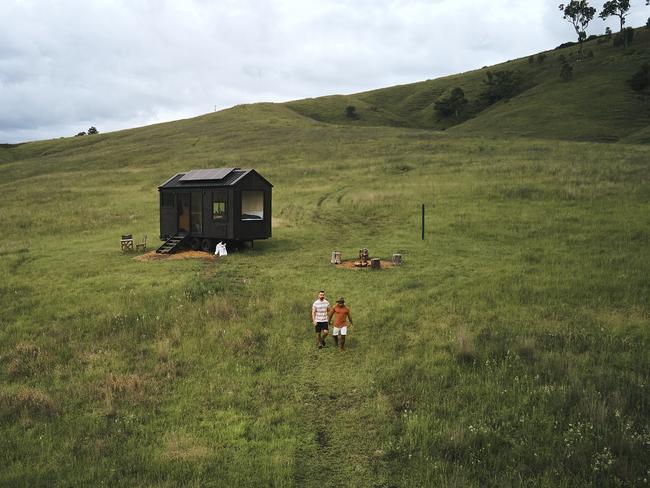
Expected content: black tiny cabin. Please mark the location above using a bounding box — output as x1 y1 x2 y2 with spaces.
157 168 272 253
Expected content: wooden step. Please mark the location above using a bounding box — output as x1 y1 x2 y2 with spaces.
155 233 188 254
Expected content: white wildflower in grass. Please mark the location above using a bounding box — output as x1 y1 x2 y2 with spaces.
591 447 614 473
563 421 594 457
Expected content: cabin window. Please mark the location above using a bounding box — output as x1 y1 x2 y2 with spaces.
191 192 203 233
241 191 264 220
161 192 174 208
213 201 226 220
212 193 227 221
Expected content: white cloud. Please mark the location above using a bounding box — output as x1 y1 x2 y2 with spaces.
0 0 648 143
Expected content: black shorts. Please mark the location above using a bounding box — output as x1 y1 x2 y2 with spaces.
315 322 329 333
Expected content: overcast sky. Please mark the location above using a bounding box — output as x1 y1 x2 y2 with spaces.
1 0 648 143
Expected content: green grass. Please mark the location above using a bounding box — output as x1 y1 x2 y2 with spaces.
1 48 650 486
286 27 650 143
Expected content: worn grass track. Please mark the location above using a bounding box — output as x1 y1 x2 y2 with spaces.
291 345 389 487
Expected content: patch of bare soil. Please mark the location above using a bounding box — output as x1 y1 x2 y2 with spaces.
335 259 395 269
133 250 216 262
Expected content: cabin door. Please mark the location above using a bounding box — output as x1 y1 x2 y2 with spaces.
177 193 190 233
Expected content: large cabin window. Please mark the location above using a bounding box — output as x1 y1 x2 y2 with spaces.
241 191 264 220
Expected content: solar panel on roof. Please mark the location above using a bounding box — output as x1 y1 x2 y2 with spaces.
179 168 235 182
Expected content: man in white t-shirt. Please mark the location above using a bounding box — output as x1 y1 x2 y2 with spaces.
311 290 330 349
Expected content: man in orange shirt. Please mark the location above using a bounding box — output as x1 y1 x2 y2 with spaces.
328 296 353 351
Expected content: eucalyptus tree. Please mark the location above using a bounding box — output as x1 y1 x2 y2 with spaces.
599 0 630 32
600 0 632 46
559 1 597 58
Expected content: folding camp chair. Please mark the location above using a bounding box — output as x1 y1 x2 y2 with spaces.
136 235 147 253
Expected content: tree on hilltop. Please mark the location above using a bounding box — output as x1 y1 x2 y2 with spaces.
559 1 597 58
87 126 99 135
600 0 631 47
599 0 630 32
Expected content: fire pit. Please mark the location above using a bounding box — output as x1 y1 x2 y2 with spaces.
355 248 370 267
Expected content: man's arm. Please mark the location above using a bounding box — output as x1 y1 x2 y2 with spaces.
347 309 353 325
312 305 316 324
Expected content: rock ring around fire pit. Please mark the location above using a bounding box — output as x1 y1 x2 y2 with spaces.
332 248 402 269
335 259 395 270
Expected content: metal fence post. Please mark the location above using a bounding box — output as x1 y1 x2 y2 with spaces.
421 204 425 240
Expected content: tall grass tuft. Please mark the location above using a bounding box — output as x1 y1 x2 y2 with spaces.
103 378 116 418
454 326 478 364
154 339 177 379
516 336 537 361
162 432 210 462
0 387 57 418
7 342 44 377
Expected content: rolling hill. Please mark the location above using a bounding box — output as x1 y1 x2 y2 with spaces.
285 27 650 143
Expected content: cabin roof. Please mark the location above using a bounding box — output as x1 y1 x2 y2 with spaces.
158 168 272 189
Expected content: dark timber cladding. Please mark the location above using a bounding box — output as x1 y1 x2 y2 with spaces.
157 167 272 253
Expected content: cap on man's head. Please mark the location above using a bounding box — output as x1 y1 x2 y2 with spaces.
337 296 345 303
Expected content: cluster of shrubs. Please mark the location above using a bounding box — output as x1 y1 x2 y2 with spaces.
345 105 359 119
528 53 547 65
613 27 635 48
557 26 638 50
75 126 99 137
480 70 525 105
559 55 574 81
555 40 578 50
434 88 468 117
628 64 649 92
433 69 526 120
597 27 613 44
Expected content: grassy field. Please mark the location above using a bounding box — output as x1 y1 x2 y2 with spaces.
0 101 649 486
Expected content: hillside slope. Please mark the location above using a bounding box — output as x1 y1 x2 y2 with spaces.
285 27 650 143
